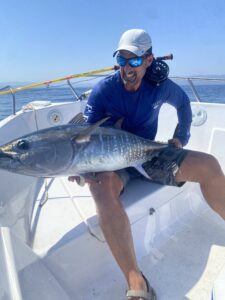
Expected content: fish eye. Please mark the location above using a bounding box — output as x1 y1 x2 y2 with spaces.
17 140 30 150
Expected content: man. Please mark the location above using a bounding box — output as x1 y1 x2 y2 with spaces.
69 29 225 300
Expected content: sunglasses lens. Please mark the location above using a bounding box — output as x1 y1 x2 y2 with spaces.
129 57 143 67
116 56 144 68
116 56 127 67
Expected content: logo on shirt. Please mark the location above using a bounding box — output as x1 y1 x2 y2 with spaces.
152 100 161 110
86 104 93 113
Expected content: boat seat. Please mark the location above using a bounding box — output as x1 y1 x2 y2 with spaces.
122 178 188 223
64 177 189 242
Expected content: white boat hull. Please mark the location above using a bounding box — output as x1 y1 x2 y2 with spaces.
0 100 225 299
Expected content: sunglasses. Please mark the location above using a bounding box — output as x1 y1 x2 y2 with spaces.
116 55 145 68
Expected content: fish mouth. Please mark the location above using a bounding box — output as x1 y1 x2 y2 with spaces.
0 149 16 171
0 150 14 160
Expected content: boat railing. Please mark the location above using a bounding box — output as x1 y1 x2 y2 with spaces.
0 67 225 117
0 67 116 116
0 85 16 115
170 76 225 103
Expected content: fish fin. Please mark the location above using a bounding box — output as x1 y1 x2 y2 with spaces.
114 117 124 129
74 116 110 143
68 112 86 124
134 165 152 179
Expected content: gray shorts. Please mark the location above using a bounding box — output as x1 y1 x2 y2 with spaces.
115 146 189 188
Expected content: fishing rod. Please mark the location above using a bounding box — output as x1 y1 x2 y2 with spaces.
0 67 116 95
156 53 173 61
0 53 173 95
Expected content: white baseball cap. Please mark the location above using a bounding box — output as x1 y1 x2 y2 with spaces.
113 29 152 57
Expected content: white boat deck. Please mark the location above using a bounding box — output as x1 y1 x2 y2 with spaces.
1 99 225 299
29 177 225 300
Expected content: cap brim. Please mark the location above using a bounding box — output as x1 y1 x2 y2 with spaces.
113 45 141 57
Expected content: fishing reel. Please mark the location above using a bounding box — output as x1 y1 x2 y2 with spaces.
144 53 173 85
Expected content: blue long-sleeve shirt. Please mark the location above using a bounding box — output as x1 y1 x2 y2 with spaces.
84 71 192 146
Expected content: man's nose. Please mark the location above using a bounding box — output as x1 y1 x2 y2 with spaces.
123 62 133 70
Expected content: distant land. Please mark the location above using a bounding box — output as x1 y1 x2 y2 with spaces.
1 74 225 89
0 80 95 89
0 81 33 89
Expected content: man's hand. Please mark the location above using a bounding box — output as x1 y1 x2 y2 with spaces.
68 173 100 186
168 138 183 148
68 176 86 186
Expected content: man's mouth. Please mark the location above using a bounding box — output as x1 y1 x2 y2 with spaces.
123 70 136 82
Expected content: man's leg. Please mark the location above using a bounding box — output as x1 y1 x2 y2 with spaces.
88 171 148 293
176 151 225 219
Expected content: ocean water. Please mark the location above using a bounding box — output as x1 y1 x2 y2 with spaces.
0 86 88 121
0 83 225 121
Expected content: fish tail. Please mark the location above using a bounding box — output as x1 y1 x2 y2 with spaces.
146 140 168 150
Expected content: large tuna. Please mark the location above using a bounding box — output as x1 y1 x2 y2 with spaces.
0 114 168 177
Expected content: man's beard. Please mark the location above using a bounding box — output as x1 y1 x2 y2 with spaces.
121 69 137 84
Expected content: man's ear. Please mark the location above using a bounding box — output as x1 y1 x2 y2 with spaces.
146 55 153 67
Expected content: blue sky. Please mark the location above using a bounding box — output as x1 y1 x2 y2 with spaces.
1 0 225 83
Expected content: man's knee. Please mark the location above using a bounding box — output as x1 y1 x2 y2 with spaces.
89 171 124 199
179 151 223 182
198 153 222 177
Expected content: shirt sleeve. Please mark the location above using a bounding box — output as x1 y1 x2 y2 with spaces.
164 79 192 146
83 82 106 123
